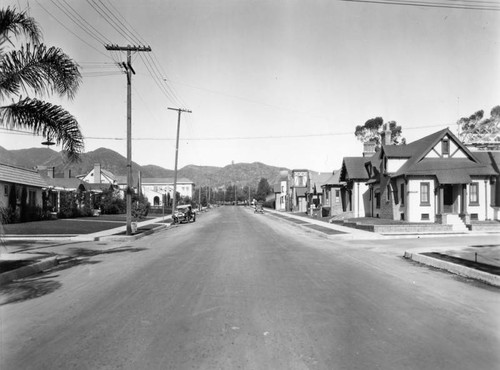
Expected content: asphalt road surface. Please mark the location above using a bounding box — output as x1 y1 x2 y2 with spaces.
1 207 499 369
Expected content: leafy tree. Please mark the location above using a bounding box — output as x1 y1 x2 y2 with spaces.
0 7 83 161
457 105 500 145
255 178 271 202
354 117 404 150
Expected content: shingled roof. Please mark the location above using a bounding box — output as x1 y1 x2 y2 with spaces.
0 163 47 188
340 157 370 181
391 129 496 179
322 169 343 187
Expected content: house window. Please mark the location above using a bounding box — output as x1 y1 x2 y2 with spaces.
420 182 430 205
298 176 304 187
469 182 479 205
421 213 430 220
4 185 8 196
28 190 36 206
375 192 381 209
400 183 405 206
386 185 391 202
325 190 329 201
335 190 340 203
442 138 450 156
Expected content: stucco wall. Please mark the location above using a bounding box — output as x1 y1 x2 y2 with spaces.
0 182 43 209
407 179 436 222
467 179 492 221
353 181 369 217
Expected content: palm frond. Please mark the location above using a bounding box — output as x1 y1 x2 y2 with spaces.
0 43 81 100
0 97 84 162
0 7 41 45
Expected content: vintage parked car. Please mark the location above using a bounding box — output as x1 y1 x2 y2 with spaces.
172 204 196 224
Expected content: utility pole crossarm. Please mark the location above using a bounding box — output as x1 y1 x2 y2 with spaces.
105 44 152 52
104 43 151 235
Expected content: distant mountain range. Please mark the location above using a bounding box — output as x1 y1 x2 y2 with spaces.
0 146 290 188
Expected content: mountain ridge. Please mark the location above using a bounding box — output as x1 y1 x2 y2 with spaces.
1 146 290 187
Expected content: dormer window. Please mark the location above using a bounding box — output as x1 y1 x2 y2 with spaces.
442 138 450 156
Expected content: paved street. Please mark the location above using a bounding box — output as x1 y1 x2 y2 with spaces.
1 206 499 370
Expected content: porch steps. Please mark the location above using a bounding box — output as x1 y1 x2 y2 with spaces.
446 214 468 232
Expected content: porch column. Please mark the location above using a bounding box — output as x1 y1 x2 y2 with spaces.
485 180 489 220
439 186 444 215
462 185 467 215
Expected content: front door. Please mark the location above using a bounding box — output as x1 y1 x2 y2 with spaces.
443 184 456 213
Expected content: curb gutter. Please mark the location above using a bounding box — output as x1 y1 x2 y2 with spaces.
404 251 500 287
0 256 59 285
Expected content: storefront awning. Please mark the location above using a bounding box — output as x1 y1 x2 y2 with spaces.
436 170 471 184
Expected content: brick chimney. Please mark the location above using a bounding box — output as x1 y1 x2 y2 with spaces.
94 163 101 183
382 123 392 146
363 142 376 157
47 167 55 178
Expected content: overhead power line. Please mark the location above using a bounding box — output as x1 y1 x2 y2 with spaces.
35 0 115 61
88 0 188 108
340 0 500 11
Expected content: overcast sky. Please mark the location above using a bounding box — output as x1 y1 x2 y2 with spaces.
1 0 499 172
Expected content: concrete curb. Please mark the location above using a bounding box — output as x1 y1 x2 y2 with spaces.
0 256 59 285
0 223 171 284
94 223 168 242
403 251 500 287
263 209 383 240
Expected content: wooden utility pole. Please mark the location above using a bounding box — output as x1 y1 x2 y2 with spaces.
105 44 151 235
168 107 192 217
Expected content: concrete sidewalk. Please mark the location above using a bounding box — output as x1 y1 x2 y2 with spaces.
264 208 384 240
0 215 173 284
264 208 500 287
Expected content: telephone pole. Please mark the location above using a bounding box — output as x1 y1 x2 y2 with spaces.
168 107 192 217
105 44 151 235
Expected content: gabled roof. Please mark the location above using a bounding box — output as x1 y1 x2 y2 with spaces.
42 176 87 191
473 151 500 174
309 172 331 192
0 163 47 188
391 129 492 178
396 158 497 178
322 169 343 187
86 183 116 192
340 157 370 181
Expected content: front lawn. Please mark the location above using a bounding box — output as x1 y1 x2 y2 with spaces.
2 218 127 235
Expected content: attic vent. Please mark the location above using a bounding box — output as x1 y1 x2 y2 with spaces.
442 138 450 156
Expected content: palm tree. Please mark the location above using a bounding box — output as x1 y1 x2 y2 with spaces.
0 6 84 161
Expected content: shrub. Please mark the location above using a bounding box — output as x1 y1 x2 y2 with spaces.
58 191 78 218
132 194 150 220
0 207 15 224
100 188 126 214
